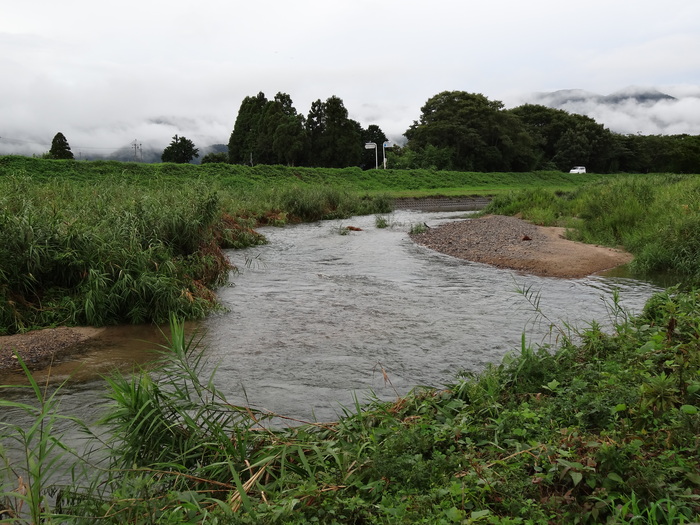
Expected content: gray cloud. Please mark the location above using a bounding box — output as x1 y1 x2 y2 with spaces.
2 1 699 156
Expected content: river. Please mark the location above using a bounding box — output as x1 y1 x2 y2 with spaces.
2 209 662 427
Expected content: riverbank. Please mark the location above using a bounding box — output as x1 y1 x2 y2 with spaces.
0 326 104 372
0 213 634 374
0 326 105 372
410 214 633 278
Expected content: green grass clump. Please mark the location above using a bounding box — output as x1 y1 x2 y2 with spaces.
3 290 700 523
0 163 392 334
375 215 389 228
0 176 237 333
409 222 429 234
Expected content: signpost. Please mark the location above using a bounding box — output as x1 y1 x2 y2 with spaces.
382 141 393 169
365 142 378 169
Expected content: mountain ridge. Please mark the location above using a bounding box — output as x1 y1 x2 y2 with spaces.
530 87 676 107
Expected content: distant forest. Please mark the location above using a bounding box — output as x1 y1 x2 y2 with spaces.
43 90 700 173
221 90 700 173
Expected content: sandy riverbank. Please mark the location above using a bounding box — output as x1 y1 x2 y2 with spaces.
410 214 633 279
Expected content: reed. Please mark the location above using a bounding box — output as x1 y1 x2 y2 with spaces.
0 357 82 523
0 171 391 334
0 176 229 333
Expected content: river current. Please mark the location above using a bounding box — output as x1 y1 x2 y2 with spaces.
201 210 659 422
2 210 662 426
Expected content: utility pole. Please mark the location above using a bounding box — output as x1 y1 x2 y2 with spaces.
132 139 142 162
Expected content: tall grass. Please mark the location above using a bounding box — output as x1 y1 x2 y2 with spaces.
3 290 700 522
0 170 390 334
483 174 700 283
0 176 235 333
0 356 82 523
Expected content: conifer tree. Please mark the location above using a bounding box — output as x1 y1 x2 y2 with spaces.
49 132 74 160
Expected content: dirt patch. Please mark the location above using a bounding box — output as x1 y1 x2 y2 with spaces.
410 214 633 279
0 326 105 373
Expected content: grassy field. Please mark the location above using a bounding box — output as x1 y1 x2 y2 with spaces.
2 157 700 523
0 155 615 196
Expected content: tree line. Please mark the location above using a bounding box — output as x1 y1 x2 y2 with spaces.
46 90 700 173
224 92 387 170
222 90 700 173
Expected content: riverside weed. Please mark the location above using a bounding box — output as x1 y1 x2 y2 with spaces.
374 215 389 228
0 357 82 523
409 222 428 234
2 291 700 522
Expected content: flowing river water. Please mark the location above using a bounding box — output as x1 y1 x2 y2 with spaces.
2 209 664 440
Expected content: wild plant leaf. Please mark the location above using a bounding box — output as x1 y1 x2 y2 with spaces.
570 471 583 486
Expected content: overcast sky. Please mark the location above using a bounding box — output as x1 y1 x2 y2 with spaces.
2 0 700 157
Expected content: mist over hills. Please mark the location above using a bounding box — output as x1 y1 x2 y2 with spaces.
2 86 699 161
532 87 676 106
519 86 700 135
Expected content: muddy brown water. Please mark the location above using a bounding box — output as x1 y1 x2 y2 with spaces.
1 210 663 434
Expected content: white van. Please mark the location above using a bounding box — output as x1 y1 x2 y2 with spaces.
569 166 586 174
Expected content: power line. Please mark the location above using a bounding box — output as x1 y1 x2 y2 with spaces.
0 134 142 152
131 139 143 162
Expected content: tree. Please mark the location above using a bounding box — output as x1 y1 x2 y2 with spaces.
550 115 611 172
509 104 617 172
404 91 536 171
228 92 268 164
508 104 572 168
161 135 199 164
305 99 327 166
306 96 362 168
49 132 74 160
257 92 307 166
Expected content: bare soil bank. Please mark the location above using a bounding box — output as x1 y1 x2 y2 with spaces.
0 327 105 373
410 214 633 279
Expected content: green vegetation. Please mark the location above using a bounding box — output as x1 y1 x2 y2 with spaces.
0 156 395 334
2 290 699 523
228 92 378 169
161 135 199 164
225 89 700 174
0 155 615 196
482 174 700 284
375 215 389 229
48 132 74 161
2 156 698 334
2 157 700 522
409 222 429 234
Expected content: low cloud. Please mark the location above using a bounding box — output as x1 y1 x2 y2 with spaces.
514 86 700 136
3 82 699 159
